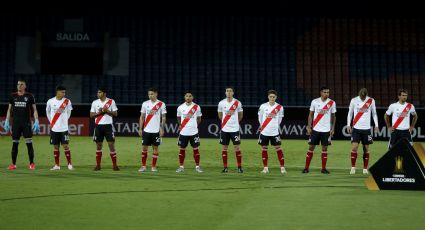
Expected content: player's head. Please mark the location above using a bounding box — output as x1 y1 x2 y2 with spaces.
358 88 368 99
55 85 66 99
184 90 193 103
97 87 107 99
267 90 277 103
148 87 158 101
398 89 408 103
225 86 234 98
320 86 330 99
16 79 27 92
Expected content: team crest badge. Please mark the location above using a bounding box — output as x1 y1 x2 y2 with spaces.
24 97 28 101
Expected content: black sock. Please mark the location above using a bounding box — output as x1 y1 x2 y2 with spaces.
26 143 34 164
12 142 19 165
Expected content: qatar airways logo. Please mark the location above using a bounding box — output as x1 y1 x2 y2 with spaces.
56 32 90 41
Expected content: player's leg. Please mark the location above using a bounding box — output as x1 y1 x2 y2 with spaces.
320 144 330 174
105 125 118 171
220 131 230 172
94 142 103 170
191 134 202 172
176 135 188 173
23 123 35 169
350 142 359 174
232 132 243 172
50 132 61 170
150 133 161 171
108 141 119 171
272 135 285 174
61 132 73 170
139 131 151 172
8 125 22 169
304 131 319 173
362 144 370 174
258 134 269 173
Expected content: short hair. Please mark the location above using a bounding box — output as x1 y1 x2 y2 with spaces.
320 86 329 92
148 87 157 93
98 87 107 93
17 79 26 83
358 88 368 97
184 90 193 96
225 86 234 91
398 89 408 96
56 85 66 91
267 89 277 96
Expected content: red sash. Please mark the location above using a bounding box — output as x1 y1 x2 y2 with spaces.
260 104 282 131
179 104 199 132
143 101 163 129
50 99 69 129
312 100 334 129
95 99 113 125
393 103 412 129
221 100 239 129
352 98 373 126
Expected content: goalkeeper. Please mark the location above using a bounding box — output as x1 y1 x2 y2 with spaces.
3 80 40 170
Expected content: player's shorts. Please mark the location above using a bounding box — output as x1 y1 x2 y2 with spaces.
93 124 115 142
389 129 412 148
219 131 241 145
50 131 70 145
351 128 373 145
178 134 200 148
142 131 161 146
308 130 331 146
12 122 32 140
258 134 282 146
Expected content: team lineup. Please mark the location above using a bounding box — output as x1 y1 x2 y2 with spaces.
3 80 419 174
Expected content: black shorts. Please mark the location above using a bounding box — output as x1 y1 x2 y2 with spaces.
142 131 161 146
178 134 200 148
351 128 373 145
93 124 115 142
220 131 241 145
12 122 33 140
308 130 331 146
389 130 412 148
258 134 281 146
50 131 70 145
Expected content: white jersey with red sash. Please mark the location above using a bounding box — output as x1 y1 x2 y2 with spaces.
177 102 202 136
347 96 378 130
310 98 336 132
386 102 416 130
46 97 73 132
218 98 243 132
90 98 118 125
258 102 284 136
141 100 167 133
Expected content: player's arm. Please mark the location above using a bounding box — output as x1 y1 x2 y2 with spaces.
384 106 393 133
31 104 39 121
197 116 201 125
218 112 223 121
330 113 336 136
306 111 314 135
372 100 379 132
238 111 243 122
410 112 418 133
160 114 166 137
138 113 145 137
258 106 263 126
105 110 118 117
3 104 12 131
346 100 354 133
46 102 52 123
5 104 12 121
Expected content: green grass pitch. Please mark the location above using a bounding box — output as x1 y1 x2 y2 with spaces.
0 136 424 230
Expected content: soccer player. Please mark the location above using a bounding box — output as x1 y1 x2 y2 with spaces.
138 87 167 172
46 86 74 170
90 87 120 171
176 91 203 173
217 87 244 173
347 88 379 175
303 86 336 174
384 89 418 149
4 79 40 170
257 90 286 174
